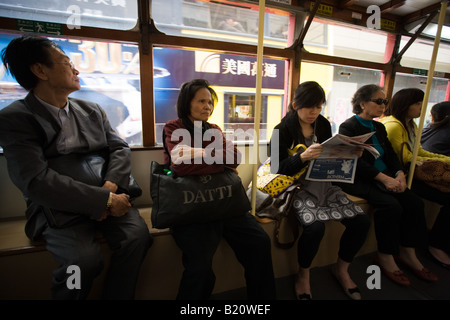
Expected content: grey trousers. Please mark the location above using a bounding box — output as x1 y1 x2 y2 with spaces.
40 207 152 299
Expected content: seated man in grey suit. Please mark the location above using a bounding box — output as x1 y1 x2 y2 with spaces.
0 36 153 299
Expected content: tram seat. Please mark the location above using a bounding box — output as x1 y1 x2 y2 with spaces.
0 193 442 300
0 198 375 300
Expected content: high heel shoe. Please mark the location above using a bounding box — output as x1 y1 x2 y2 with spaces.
373 255 410 286
331 265 361 300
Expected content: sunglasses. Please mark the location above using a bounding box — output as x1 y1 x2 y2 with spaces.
370 98 389 105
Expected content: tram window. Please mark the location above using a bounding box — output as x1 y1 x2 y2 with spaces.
300 62 382 134
304 19 388 64
393 73 449 125
0 0 138 30
0 33 142 146
304 21 328 48
153 46 286 145
420 24 450 41
151 0 293 48
399 36 450 73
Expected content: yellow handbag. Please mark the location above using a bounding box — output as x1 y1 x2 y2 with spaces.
255 144 307 197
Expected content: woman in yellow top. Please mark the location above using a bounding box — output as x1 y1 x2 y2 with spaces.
380 88 450 270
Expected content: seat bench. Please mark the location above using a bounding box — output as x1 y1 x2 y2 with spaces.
0 195 440 300
0 207 165 257
0 207 247 299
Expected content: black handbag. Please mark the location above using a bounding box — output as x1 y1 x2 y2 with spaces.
150 161 250 229
249 186 299 249
42 149 142 228
47 149 142 199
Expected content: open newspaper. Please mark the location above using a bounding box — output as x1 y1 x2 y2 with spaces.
305 132 379 183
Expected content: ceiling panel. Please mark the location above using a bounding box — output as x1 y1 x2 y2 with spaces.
338 0 449 28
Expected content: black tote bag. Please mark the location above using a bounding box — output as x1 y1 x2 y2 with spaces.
150 161 251 229
47 150 142 199
42 150 142 228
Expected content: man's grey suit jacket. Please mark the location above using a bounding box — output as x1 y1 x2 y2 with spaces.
0 92 132 239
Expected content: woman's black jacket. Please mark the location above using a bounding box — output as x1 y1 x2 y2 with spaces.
269 111 331 176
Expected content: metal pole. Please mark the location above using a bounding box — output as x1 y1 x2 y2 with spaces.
407 0 448 188
251 0 265 215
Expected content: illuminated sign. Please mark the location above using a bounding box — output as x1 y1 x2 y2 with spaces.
310 3 333 17
16 19 62 35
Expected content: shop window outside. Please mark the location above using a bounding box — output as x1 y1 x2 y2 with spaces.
223 93 269 142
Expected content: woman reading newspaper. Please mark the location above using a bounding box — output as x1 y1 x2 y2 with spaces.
337 84 438 286
269 81 370 300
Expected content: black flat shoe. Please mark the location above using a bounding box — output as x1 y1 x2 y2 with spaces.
295 293 312 300
294 275 312 300
429 250 450 270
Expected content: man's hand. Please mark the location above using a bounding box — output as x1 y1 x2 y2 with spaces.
94 192 131 221
109 193 131 217
103 180 118 193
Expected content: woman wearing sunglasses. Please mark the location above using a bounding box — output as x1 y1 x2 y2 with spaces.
380 88 450 271
336 84 438 286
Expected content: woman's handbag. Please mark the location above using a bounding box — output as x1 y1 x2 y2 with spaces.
150 161 251 229
400 142 450 193
47 149 142 199
248 144 308 248
414 160 450 193
249 186 299 249
255 144 308 197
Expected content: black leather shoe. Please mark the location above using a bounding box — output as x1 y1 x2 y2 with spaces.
295 293 312 300
429 251 450 270
294 275 312 300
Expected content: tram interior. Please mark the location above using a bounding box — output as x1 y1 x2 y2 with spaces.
0 0 449 300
